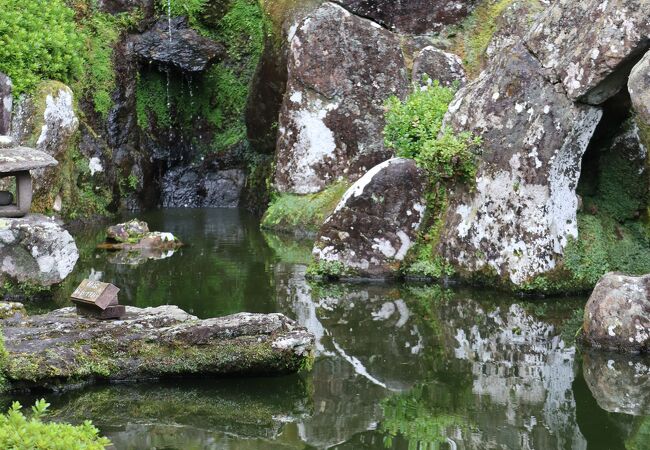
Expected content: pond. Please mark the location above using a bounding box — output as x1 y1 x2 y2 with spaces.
8 208 650 449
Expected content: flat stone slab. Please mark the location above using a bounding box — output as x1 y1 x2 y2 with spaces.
0 146 58 172
1 305 314 392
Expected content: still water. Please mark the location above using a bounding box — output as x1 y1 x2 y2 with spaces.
14 209 650 449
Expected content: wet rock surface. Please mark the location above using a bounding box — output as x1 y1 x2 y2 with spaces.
1 306 314 392
526 0 650 104
582 272 650 353
101 219 182 251
0 72 12 135
274 2 409 194
131 17 225 72
162 166 246 208
335 0 479 34
440 43 602 285
0 214 79 287
107 219 150 243
312 158 427 278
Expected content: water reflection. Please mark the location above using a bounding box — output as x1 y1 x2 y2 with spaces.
16 209 649 450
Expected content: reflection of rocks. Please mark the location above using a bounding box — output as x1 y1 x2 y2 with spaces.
439 299 587 450
106 248 179 266
583 351 650 416
47 380 310 447
583 272 650 353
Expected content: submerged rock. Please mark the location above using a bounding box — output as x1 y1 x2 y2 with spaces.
582 272 650 353
274 2 409 194
312 158 427 278
336 0 480 34
1 306 314 392
0 214 79 287
526 0 650 104
439 43 602 286
131 17 225 72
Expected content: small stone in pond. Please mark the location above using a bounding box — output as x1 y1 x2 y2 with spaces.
0 191 13 206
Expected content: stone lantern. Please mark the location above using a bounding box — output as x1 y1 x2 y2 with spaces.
0 144 58 218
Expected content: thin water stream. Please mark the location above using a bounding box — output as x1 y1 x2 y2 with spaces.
7 209 650 449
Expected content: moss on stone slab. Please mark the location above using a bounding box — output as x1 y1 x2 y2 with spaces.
261 181 351 237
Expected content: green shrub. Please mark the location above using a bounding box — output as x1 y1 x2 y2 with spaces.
384 81 457 159
0 400 111 449
0 0 85 94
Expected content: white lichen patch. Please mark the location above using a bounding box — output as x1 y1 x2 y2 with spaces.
37 87 79 148
88 157 103 176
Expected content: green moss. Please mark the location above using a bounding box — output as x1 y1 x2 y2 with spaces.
261 181 351 236
305 260 358 281
451 0 543 78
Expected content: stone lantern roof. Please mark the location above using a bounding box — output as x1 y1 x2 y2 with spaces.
0 145 58 172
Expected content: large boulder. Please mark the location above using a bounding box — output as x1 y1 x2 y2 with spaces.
0 215 79 287
274 2 409 194
312 158 427 278
336 0 480 34
526 0 650 104
1 306 314 392
439 44 602 286
131 17 225 72
582 272 650 353
629 51 650 126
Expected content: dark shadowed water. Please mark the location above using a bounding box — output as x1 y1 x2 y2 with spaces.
8 209 650 449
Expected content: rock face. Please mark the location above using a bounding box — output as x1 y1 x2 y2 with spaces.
10 81 80 212
1 306 314 392
312 158 427 278
162 167 246 208
0 214 79 287
274 2 409 194
132 17 225 72
0 72 12 135
582 272 650 353
526 0 650 104
336 0 479 34
439 44 602 285
412 46 466 87
629 51 650 125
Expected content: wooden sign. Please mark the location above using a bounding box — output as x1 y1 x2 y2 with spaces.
71 280 119 310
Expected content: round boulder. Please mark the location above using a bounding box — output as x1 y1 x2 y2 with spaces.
582 272 650 353
312 158 427 278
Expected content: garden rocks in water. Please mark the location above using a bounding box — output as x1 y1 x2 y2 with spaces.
101 219 182 251
312 158 427 279
335 0 480 34
131 17 225 72
582 272 650 353
439 43 602 286
0 214 79 287
274 2 409 194
0 306 315 392
526 0 650 104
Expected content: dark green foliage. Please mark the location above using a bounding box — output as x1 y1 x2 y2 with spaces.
0 0 84 94
0 400 110 449
384 81 457 159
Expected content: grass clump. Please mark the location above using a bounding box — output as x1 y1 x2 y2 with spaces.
261 181 351 236
0 400 111 449
383 82 481 280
